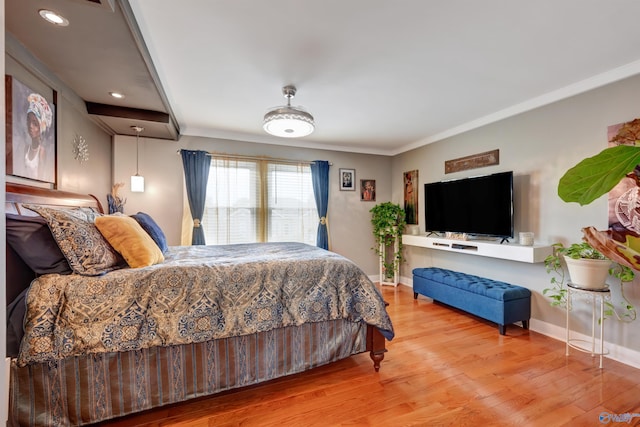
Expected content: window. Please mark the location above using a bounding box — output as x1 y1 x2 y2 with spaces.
203 159 260 244
202 157 317 245
267 163 317 244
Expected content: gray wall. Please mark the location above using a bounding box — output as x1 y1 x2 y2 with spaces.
392 73 640 366
112 135 393 273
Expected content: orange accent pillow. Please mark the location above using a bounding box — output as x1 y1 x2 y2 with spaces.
95 215 164 268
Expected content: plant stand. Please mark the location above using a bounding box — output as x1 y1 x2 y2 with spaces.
370 202 405 287
565 283 610 369
379 235 399 287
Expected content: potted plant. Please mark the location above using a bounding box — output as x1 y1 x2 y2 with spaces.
556 242 611 289
544 242 610 305
544 241 636 321
370 202 406 282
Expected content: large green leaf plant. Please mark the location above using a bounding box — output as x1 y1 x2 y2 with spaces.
558 118 640 271
558 144 640 206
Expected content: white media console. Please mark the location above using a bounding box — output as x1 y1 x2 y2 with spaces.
402 234 552 263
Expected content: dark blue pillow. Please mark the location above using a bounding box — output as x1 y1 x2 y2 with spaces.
131 212 168 253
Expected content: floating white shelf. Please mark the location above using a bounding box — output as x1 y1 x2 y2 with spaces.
402 234 552 263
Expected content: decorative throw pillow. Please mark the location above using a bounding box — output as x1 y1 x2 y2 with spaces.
6 213 73 275
23 205 123 276
95 215 165 268
131 212 169 253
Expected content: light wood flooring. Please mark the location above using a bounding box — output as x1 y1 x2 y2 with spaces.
103 285 640 427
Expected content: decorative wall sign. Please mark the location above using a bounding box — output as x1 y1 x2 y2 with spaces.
445 149 499 174
5 75 57 184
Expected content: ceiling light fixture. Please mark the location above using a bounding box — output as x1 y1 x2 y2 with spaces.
109 92 125 99
38 9 69 26
263 85 315 138
131 126 145 193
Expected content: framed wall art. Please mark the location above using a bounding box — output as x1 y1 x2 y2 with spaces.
404 169 418 224
360 179 376 201
5 75 57 184
607 118 640 232
339 168 355 191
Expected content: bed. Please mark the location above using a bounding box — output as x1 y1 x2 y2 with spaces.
5 182 393 426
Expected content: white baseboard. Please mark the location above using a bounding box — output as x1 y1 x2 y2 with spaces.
400 275 413 287
530 319 640 370
390 275 640 369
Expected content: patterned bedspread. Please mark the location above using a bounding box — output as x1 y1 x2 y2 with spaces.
19 243 393 366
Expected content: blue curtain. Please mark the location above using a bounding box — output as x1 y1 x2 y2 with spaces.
310 160 330 249
180 150 210 245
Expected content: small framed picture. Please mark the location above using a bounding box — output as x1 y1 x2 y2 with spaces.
360 179 376 201
339 168 355 191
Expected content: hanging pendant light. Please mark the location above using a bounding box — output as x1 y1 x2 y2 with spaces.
263 85 315 138
130 126 145 192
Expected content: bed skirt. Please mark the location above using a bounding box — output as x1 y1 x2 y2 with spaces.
10 319 368 427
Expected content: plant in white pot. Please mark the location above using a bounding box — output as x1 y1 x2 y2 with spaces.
544 241 636 321
557 242 611 290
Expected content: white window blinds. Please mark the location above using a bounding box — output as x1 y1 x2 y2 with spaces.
202 157 317 245
203 158 261 245
267 162 317 244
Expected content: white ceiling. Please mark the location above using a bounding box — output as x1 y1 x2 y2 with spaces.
127 0 640 155
7 1 640 155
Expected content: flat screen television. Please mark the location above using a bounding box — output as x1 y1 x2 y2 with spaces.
424 171 514 239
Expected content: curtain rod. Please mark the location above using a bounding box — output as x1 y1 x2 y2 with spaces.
177 149 332 166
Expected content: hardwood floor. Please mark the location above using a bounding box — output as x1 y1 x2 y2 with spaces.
103 285 640 426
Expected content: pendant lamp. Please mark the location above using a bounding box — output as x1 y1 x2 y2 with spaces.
131 126 144 192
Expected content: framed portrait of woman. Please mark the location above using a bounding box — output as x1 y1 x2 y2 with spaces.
5 75 57 184
360 179 376 201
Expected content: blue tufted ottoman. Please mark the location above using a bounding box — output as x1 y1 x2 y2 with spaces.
412 267 531 335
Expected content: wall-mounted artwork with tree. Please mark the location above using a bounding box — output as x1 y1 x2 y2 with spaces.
404 170 418 224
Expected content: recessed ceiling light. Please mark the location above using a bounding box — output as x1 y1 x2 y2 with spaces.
109 92 125 99
38 9 69 27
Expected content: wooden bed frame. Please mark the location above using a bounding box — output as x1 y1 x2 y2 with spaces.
5 182 387 425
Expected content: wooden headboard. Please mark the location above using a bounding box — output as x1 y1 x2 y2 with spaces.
5 183 104 305
6 182 104 215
